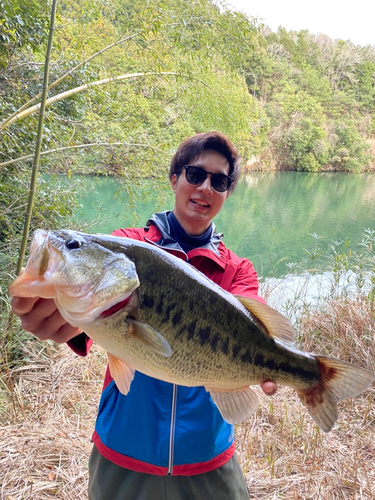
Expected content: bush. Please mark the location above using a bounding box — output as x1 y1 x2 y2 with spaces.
0 166 83 367
331 121 370 172
283 117 330 171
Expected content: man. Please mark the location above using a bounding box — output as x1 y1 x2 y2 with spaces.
11 131 276 499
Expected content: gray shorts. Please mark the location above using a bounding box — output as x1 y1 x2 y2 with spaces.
88 445 250 500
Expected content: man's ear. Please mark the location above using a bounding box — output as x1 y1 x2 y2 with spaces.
171 174 178 193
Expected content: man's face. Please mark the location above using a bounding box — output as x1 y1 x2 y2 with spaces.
171 149 230 236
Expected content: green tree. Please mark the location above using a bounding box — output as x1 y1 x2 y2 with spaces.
284 118 329 171
331 121 370 172
0 0 50 68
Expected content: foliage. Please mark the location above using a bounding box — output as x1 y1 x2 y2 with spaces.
249 28 375 171
1 0 374 176
1 0 263 171
330 120 371 172
284 118 330 171
0 165 82 287
0 0 50 68
285 229 375 305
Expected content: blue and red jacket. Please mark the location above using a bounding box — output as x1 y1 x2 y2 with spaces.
68 212 265 475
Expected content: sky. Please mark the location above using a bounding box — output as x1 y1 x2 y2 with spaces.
227 0 375 47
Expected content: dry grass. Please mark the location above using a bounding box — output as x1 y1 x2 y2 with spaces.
0 296 374 499
238 296 375 499
0 340 105 500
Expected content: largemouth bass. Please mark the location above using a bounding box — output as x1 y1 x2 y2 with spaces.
9 229 374 432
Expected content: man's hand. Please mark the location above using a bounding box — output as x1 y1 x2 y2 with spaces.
261 381 277 396
11 296 82 343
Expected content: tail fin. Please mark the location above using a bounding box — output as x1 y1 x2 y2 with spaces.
297 356 374 432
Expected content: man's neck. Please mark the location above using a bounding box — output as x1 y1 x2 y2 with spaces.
171 211 210 236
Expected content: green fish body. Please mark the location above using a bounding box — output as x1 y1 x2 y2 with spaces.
9 230 375 432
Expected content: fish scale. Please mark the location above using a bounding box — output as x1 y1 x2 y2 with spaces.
126 245 319 385
9 229 375 432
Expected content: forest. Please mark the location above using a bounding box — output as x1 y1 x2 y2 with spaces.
1 0 375 179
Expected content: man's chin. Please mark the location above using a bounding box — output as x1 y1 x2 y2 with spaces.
188 208 210 220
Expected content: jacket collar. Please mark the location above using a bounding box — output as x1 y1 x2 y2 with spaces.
146 211 223 257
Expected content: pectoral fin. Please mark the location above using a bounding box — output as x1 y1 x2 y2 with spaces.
107 353 135 395
234 295 295 344
127 319 172 357
206 386 259 424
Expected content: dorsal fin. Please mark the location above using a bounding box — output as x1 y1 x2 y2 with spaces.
234 296 295 344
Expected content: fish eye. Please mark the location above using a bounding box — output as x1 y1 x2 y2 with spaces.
65 238 82 250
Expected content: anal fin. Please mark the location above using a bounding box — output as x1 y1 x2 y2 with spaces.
207 386 259 424
107 353 135 395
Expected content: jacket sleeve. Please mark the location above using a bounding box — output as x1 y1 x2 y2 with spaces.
67 228 146 356
67 333 94 357
111 227 146 239
228 258 266 304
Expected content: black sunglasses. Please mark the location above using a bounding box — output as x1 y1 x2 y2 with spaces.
183 165 234 192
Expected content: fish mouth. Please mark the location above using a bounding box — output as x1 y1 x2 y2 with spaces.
100 296 132 318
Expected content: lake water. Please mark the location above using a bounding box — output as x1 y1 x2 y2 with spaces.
69 171 375 279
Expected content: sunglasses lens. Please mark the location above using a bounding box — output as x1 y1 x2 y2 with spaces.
185 166 232 192
186 167 206 185
211 176 229 192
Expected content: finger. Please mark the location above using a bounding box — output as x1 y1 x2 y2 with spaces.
25 309 81 343
19 298 60 334
11 296 40 315
28 307 72 341
48 322 83 344
261 381 277 396
12 297 82 344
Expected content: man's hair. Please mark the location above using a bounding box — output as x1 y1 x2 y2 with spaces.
169 131 241 193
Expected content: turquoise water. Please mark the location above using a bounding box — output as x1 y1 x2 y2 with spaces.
67 172 375 278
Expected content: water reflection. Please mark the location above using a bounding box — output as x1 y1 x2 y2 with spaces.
214 172 375 277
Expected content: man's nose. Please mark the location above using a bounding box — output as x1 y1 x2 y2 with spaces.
197 175 213 192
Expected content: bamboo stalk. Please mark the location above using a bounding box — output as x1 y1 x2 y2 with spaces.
0 32 140 132
16 0 58 274
5 71 186 129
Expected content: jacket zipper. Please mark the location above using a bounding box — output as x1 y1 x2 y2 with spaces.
168 384 178 475
144 236 181 475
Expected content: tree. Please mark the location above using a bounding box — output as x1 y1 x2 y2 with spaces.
0 0 50 68
1 0 263 176
330 121 370 172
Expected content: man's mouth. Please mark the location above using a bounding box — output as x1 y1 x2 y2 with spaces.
191 199 210 208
